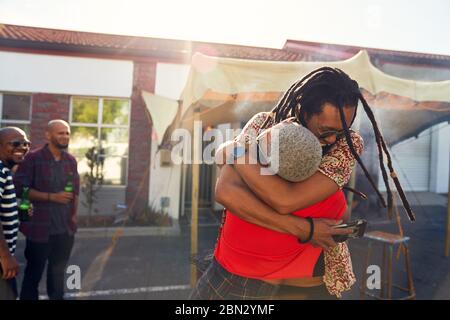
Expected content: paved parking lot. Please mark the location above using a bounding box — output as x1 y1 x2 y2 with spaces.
13 193 450 300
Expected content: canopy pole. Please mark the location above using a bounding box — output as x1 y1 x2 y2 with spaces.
190 109 201 287
445 179 450 257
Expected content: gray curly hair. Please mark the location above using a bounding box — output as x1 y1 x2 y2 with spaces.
257 122 322 182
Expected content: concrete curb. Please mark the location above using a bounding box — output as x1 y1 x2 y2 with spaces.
17 223 181 240
75 223 181 238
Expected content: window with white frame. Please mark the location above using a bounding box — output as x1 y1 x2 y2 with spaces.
0 93 32 134
70 97 130 186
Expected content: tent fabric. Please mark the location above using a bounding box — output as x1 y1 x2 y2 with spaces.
181 50 450 116
174 50 450 146
142 91 179 145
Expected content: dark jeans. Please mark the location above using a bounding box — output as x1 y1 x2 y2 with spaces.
0 266 17 300
20 233 74 300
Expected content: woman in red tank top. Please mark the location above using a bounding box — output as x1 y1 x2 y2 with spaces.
215 190 347 281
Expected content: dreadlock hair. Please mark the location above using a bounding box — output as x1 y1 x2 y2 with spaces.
262 66 416 222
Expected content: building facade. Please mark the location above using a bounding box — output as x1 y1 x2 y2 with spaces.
0 24 448 223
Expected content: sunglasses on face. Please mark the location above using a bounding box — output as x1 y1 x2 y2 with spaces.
8 140 31 148
318 129 346 140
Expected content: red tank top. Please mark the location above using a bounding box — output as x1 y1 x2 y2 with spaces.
214 190 347 280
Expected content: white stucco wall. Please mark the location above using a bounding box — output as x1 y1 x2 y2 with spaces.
148 135 182 219
148 63 191 219
0 51 133 97
155 63 191 100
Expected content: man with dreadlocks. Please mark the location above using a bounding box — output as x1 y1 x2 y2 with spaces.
190 67 415 300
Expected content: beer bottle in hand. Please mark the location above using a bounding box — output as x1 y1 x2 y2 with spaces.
64 172 74 193
18 187 31 222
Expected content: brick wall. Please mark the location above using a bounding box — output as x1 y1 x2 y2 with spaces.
30 93 70 149
126 62 156 216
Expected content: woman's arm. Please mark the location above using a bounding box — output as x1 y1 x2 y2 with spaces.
233 159 338 214
228 131 364 214
215 165 352 249
218 140 338 214
215 164 306 234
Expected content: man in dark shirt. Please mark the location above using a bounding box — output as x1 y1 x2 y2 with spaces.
14 120 80 300
0 127 31 300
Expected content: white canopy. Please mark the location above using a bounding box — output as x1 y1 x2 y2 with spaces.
171 50 450 146
142 91 179 145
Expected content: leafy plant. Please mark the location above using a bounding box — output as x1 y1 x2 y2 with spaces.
129 204 172 227
81 146 105 227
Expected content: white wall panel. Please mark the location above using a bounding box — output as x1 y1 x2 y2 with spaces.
0 51 133 97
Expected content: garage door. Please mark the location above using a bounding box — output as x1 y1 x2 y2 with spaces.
378 128 431 192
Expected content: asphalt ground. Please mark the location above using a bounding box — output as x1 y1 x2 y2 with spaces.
12 200 450 300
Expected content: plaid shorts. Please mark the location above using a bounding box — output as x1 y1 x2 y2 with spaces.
189 258 278 300
189 258 337 300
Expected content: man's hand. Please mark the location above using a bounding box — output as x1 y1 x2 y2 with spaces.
28 203 34 218
309 219 354 251
50 192 73 204
70 215 77 228
0 254 19 279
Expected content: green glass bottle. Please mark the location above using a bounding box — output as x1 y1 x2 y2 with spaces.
18 187 30 222
64 172 74 193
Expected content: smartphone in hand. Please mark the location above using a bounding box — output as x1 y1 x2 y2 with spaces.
332 219 367 243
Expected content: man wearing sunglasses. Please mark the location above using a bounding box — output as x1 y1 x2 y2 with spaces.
0 127 31 300
14 120 80 300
